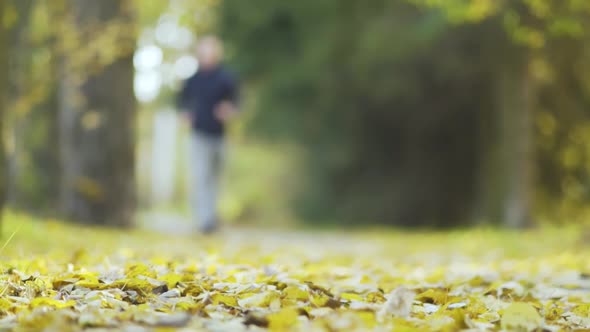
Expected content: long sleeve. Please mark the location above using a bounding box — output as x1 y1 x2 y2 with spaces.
177 77 194 112
222 72 240 107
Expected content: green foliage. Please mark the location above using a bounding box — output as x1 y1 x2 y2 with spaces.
4 0 222 220
0 0 11 231
219 0 590 226
220 0 496 225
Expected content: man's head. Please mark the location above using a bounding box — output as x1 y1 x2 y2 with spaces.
197 35 224 70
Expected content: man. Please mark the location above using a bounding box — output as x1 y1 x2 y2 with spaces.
178 36 239 234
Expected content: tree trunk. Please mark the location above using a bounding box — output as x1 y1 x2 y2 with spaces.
0 0 9 233
59 0 137 227
6 0 63 215
473 92 501 225
475 56 535 228
499 58 535 228
12 83 62 214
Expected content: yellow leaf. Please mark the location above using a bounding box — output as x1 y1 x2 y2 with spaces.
366 291 386 303
356 311 376 327
239 291 280 308
110 279 153 295
75 279 102 289
501 302 543 331
30 298 76 309
182 284 204 297
341 292 364 302
416 289 448 305
74 177 105 202
573 303 590 316
0 298 12 311
268 308 300 331
126 263 157 279
311 293 340 308
284 286 309 301
160 273 183 290
211 293 238 307
175 301 204 314
206 264 217 275
81 111 102 130
391 317 420 332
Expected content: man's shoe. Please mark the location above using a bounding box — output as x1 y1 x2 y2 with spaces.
199 223 219 235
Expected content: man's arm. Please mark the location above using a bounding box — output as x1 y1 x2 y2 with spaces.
177 78 195 123
214 73 240 122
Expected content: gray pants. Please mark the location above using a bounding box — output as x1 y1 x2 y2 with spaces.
189 132 225 230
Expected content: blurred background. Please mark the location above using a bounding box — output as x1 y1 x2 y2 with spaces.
1 0 590 231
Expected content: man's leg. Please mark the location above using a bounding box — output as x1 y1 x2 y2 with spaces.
191 132 214 231
207 137 225 227
190 132 223 232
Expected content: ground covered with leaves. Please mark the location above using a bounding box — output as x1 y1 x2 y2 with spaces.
1 215 590 331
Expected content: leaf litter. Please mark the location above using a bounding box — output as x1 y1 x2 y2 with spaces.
0 216 590 331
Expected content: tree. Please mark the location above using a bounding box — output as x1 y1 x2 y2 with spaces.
220 0 590 228
419 0 590 228
494 49 536 228
0 0 10 232
5 0 63 216
59 0 137 227
220 0 490 227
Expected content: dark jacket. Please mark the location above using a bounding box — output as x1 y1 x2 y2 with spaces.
178 66 239 136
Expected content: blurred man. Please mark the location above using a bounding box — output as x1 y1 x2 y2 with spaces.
178 36 239 234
